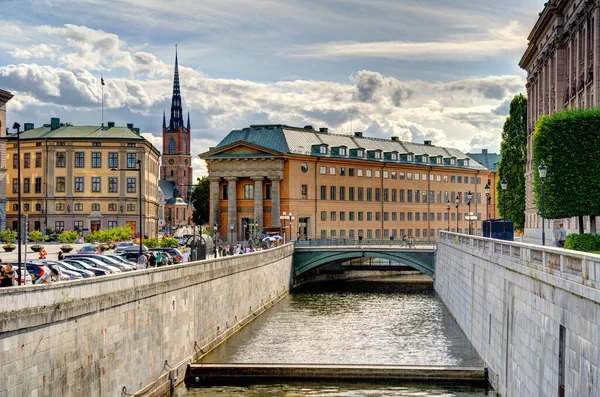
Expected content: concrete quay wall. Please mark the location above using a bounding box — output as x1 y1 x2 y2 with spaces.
435 232 600 397
0 244 294 397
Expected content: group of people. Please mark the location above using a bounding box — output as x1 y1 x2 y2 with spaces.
217 238 261 257
136 251 171 270
0 260 15 287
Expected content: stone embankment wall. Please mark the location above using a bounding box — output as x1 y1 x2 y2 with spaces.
435 232 600 397
0 244 294 397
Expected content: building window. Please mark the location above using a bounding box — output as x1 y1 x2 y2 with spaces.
340 212 346 221
244 184 254 199
367 188 373 201
320 185 327 200
56 152 66 168
349 168 355 177
35 153 42 168
127 153 137 168
392 212 397 221
330 167 336 175
320 166 327 175
340 186 346 200
357 149 364 157
340 167 346 176
349 187 355 201
376 212 381 221
349 212 355 221
358 187 364 201
12 155 18 169
12 180 18 194
265 184 272 199
321 211 327 221
169 137 176 154
357 169 363 177
109 153 119 169
222 185 228 200
127 143 136 148
12 204 18 211
375 170 380 178
127 203 136 212
91 203 100 211
23 153 30 168
319 146 327 154
108 203 117 211
56 177 65 193
330 186 336 200
56 203 65 211
376 188 381 202
108 221 118 228
301 185 307 200
349 230 355 238
407 172 413 180
330 211 336 221
408 212 413 221
367 212 372 221
339 147 347 156
35 178 41 194
367 230 373 239
90 152 101 168
392 189 397 202
75 152 84 168
109 177 118 193
399 172 405 180
358 212 364 221
183 138 187 154
127 178 136 193
73 221 83 232
92 177 101 192
92 142 102 147
74 203 83 211
55 221 64 232
321 230 327 238
366 170 372 178
74 177 84 192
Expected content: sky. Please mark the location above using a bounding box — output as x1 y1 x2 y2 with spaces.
0 0 544 179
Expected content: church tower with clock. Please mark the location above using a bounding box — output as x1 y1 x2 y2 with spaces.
160 47 193 201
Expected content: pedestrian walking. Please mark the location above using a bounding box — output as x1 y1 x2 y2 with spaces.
161 254 168 267
137 252 148 270
148 252 157 267
557 224 567 247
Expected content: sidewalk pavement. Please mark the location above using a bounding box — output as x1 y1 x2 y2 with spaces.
0 242 90 262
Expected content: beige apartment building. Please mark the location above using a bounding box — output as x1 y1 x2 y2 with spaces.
201 125 498 242
6 118 161 236
520 0 600 237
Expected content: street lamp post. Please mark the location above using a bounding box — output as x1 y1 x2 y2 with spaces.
501 178 508 240
484 184 491 238
279 212 293 243
446 200 451 231
13 123 22 285
538 162 547 246
213 223 218 258
112 159 143 259
466 191 473 235
455 196 459 232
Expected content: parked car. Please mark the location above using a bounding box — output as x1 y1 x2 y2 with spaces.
116 252 142 263
74 254 135 272
152 248 184 264
61 259 110 276
41 260 95 278
104 254 136 266
121 245 149 254
114 241 134 254
4 264 33 285
64 256 121 274
78 244 102 254
20 262 59 283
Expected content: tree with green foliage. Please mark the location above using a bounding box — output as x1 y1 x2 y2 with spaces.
0 230 17 244
497 94 527 231
58 230 79 244
160 237 179 248
533 108 600 234
190 176 210 225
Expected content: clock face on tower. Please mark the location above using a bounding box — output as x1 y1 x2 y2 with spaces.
168 158 175 165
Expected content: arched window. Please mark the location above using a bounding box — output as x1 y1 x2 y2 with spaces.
170 170 174 177
183 138 187 154
169 137 176 154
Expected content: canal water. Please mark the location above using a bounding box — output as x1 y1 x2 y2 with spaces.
176 276 487 397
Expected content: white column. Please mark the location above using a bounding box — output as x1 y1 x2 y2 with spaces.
226 177 237 242
270 178 281 227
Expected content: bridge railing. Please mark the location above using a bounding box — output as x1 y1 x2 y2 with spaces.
439 231 600 289
295 238 437 249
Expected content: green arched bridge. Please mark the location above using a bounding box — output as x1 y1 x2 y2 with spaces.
294 239 437 277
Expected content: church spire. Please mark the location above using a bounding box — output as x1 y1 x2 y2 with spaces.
187 111 190 131
169 44 184 131
162 109 166 129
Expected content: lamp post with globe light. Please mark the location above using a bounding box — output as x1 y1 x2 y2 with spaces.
538 162 548 246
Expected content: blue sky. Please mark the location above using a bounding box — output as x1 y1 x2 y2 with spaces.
0 0 544 177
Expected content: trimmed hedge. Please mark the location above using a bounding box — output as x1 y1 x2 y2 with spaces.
564 233 598 252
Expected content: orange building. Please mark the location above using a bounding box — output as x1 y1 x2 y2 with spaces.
201 125 498 242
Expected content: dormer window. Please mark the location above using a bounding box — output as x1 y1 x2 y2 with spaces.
357 149 364 157
422 155 428 163
391 152 398 160
450 158 456 165
436 157 442 164
464 159 470 167
407 154 413 162
339 147 347 156
374 151 382 159
319 146 327 154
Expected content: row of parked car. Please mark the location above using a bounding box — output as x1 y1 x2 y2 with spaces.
9 243 186 285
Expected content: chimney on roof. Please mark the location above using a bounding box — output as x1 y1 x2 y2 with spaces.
24 123 34 131
304 125 314 130
391 136 399 142
424 140 432 146
133 127 140 135
50 117 60 131
107 121 115 128
354 131 363 138
127 123 134 130
319 127 328 133
482 148 488 155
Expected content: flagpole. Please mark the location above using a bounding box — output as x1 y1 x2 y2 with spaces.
101 75 104 127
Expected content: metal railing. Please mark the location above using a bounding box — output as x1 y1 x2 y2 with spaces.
294 238 437 249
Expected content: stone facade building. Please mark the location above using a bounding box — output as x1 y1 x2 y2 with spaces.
5 118 161 236
520 0 599 238
202 125 498 242
0 89 12 231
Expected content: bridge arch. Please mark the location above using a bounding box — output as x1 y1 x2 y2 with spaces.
294 250 435 277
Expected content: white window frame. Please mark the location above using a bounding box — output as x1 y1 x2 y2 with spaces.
320 166 327 175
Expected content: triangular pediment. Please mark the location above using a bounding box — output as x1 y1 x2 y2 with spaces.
200 140 283 159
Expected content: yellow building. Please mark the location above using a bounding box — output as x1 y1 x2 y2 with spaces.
202 125 499 242
6 118 161 237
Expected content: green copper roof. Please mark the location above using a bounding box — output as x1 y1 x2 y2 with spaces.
8 125 145 141
210 124 489 171
467 150 501 172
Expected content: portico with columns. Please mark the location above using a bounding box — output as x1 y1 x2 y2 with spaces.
202 141 285 242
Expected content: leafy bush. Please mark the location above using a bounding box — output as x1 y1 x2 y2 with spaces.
29 230 43 243
84 226 134 244
0 230 17 244
564 233 598 252
58 230 79 244
161 237 179 248
143 237 160 248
